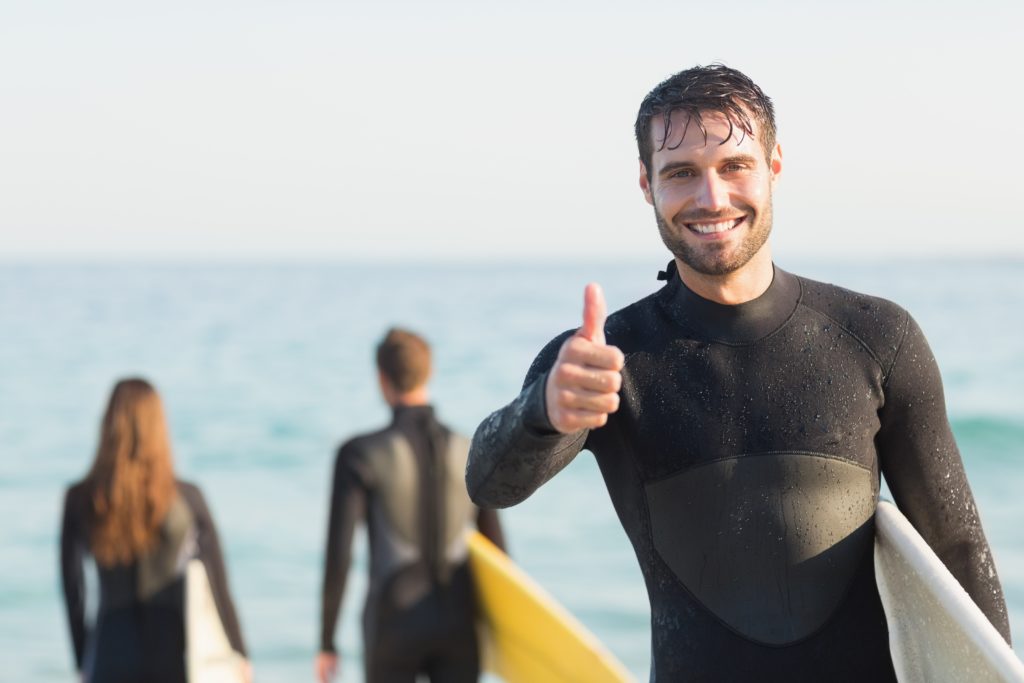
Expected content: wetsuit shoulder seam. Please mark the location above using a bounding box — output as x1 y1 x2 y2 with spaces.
796 300 887 375
337 425 393 457
881 308 912 389
335 426 399 492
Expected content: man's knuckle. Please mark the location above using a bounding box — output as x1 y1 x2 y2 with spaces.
554 364 573 383
611 372 623 392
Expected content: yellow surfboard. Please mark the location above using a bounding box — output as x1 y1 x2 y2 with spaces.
466 531 635 683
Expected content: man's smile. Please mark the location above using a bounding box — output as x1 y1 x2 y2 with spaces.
683 216 746 236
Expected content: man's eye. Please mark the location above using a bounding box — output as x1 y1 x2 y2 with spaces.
670 169 694 178
723 163 747 173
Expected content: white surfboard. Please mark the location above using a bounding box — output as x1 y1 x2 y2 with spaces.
874 500 1024 682
185 559 247 683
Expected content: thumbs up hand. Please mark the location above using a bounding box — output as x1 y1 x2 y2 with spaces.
544 284 625 433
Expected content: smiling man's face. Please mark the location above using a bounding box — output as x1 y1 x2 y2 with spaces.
639 109 782 277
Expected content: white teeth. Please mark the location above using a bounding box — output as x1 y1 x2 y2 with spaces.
687 219 739 234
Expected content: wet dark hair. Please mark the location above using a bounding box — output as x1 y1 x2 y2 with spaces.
635 64 776 178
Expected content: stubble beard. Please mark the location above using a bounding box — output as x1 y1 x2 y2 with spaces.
654 195 773 276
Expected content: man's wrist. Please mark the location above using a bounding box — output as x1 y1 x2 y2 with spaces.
523 372 560 435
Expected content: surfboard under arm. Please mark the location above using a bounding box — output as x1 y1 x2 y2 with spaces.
874 500 1024 683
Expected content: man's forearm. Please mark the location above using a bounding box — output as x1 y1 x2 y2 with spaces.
467 375 587 508
879 314 1011 642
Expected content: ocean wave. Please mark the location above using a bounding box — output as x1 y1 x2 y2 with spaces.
952 416 1024 461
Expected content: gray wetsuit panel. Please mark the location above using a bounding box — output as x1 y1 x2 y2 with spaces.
646 452 876 644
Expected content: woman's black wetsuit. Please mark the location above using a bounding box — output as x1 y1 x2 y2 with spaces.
61 480 247 683
467 263 1010 682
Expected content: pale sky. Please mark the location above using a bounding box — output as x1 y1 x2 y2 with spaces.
1 0 1021 262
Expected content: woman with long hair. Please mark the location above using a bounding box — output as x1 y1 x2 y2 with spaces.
60 378 250 682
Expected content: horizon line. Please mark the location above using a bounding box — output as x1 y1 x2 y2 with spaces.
2 254 1023 267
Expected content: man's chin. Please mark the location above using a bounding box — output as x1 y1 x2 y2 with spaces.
656 210 771 278
681 259 741 277
667 243 742 277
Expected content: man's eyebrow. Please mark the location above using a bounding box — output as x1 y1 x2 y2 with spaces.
720 153 759 166
657 161 696 177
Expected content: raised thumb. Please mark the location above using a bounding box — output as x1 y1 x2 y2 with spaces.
580 282 607 345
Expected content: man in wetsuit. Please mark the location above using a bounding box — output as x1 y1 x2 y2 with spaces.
317 328 505 683
466 65 1011 681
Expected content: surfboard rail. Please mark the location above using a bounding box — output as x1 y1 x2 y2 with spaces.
874 500 1024 683
467 531 635 683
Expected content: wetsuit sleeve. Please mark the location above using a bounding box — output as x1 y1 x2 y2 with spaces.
475 508 506 553
877 313 1011 643
320 442 369 653
60 487 87 671
181 485 249 657
466 330 589 508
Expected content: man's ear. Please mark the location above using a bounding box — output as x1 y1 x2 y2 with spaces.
377 371 395 406
770 143 783 182
639 159 654 206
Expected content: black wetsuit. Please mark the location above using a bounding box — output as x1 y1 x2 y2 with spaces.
321 405 505 683
467 262 1010 682
61 480 247 683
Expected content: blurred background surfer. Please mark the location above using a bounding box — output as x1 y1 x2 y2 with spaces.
60 378 250 683
317 328 505 683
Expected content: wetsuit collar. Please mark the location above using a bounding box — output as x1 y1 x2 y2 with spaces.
656 260 802 344
391 403 436 426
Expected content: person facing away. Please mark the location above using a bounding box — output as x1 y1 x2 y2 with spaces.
466 64 1011 682
61 378 250 683
317 328 506 683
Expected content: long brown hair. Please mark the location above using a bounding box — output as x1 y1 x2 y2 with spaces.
85 378 178 567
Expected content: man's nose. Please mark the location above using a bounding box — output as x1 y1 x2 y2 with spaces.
694 172 729 210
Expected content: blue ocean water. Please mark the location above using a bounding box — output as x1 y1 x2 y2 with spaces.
1 260 1021 682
